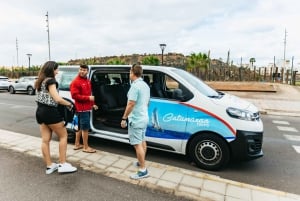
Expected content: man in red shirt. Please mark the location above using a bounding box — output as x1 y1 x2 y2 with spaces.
70 65 98 153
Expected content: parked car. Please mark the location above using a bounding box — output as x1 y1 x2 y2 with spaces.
8 76 37 95
0 76 11 91
57 65 263 171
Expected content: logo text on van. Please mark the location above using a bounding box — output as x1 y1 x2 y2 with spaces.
163 113 209 127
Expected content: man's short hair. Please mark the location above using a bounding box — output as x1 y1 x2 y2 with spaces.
131 64 143 77
80 64 88 69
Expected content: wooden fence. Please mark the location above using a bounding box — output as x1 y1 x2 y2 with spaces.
188 66 299 85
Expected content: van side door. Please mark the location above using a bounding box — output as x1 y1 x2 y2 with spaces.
145 72 190 152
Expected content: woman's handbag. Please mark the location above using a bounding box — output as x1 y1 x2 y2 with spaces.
57 98 75 126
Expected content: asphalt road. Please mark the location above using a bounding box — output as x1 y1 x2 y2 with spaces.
1 92 300 195
0 146 193 201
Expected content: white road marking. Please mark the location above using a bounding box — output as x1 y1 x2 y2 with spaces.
284 135 300 141
277 126 298 132
0 102 34 109
272 119 300 154
292 145 300 154
272 120 290 125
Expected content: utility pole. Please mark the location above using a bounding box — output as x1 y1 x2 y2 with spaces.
207 50 211 69
207 50 211 80
291 56 294 85
26 54 32 71
239 57 243 81
283 29 287 83
226 50 230 67
225 50 230 80
240 57 242 67
46 11 51 60
16 38 19 66
273 56 277 82
283 29 287 66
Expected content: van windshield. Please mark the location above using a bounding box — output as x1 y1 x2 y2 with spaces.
56 68 78 91
171 68 220 97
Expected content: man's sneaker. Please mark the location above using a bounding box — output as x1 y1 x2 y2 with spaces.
46 163 58 174
58 162 77 173
132 161 140 167
130 169 149 180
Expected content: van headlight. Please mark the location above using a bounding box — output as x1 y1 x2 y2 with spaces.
226 107 256 121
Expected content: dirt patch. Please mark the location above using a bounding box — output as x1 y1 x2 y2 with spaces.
206 81 277 92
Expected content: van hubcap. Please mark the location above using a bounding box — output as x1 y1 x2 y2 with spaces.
197 141 221 165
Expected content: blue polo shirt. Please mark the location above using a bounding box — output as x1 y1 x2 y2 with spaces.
127 77 150 128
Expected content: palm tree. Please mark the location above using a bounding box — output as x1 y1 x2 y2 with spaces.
142 56 160 66
187 52 209 69
186 52 209 77
106 59 126 65
249 58 256 69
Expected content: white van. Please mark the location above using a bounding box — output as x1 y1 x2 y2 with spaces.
57 65 263 171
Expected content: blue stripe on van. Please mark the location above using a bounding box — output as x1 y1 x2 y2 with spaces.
146 127 236 141
146 127 189 140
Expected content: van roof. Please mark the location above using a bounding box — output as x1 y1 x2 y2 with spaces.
58 65 178 71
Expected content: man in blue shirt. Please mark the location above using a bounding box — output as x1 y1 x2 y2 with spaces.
121 64 150 179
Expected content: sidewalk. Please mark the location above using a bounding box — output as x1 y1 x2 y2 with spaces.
1 128 300 201
207 82 300 117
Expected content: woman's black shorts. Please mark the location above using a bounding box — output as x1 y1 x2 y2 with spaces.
36 103 64 124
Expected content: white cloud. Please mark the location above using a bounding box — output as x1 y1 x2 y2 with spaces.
0 0 299 67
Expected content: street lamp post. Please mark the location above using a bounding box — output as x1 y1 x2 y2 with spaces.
26 54 32 70
159 43 166 65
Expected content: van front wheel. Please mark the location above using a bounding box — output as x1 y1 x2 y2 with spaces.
189 134 230 171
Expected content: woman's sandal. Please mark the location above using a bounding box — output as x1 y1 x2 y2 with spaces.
73 145 84 150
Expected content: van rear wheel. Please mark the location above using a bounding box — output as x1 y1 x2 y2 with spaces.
189 133 230 171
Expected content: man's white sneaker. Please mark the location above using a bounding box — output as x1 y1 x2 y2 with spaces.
58 162 77 173
130 169 149 180
46 163 58 174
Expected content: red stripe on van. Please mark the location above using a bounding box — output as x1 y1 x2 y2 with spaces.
180 102 236 136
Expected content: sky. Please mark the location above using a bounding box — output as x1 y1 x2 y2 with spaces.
1 0 299 68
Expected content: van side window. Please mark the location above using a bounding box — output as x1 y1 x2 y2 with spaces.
165 75 183 101
149 73 166 98
142 71 192 101
143 74 151 86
